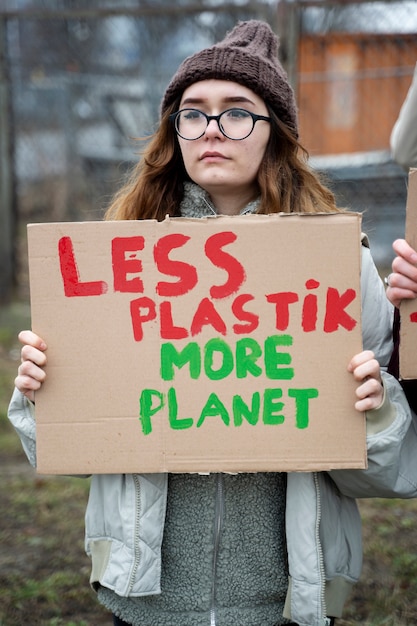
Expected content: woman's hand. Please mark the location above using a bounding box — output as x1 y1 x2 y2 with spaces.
15 330 47 403
348 350 383 412
386 239 417 308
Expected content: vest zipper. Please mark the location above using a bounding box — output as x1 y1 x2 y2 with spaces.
313 472 327 622
210 473 224 626
127 473 142 594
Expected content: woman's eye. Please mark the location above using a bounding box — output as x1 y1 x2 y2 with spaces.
227 109 250 119
184 110 203 121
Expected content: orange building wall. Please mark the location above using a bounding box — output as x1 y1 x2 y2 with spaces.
297 33 417 156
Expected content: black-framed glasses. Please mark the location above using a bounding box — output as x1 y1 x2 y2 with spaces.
169 107 271 141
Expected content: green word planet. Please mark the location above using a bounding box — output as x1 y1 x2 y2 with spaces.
138 334 319 435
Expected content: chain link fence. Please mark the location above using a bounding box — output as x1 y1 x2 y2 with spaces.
1 0 416 298
0 1 276 298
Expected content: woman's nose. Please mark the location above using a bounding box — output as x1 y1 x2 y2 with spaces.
204 118 224 139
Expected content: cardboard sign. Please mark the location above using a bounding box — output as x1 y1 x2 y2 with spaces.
27 213 366 475
400 168 417 379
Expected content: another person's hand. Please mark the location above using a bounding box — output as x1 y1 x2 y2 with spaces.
348 350 383 412
15 331 47 402
386 239 417 308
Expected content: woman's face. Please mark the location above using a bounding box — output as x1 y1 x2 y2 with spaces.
177 79 271 213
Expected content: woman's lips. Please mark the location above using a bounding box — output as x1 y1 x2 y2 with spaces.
200 151 228 161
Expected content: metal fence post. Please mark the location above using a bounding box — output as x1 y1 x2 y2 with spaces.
285 0 300 97
0 15 15 303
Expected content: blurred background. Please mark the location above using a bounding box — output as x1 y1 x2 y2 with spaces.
1 1 417 625
1 0 416 303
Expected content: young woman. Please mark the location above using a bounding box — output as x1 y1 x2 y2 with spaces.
9 20 417 626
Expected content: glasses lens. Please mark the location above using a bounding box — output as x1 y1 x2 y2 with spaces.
175 109 207 140
220 109 254 139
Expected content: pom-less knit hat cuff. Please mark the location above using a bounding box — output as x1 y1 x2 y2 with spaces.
161 20 298 138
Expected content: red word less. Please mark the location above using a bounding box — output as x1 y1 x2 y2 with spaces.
58 232 245 299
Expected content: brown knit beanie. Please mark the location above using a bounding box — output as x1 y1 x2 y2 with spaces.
161 20 298 138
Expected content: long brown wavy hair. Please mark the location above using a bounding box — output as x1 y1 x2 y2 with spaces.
104 98 340 221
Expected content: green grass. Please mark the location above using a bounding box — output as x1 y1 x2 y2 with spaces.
0 300 111 625
0 467 111 625
338 497 417 625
